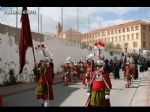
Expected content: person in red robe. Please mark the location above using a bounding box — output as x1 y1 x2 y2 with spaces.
124 61 132 88
35 57 54 107
86 59 112 107
72 62 80 83
63 61 72 85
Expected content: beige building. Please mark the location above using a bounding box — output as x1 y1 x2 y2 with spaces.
81 20 150 53
59 28 82 43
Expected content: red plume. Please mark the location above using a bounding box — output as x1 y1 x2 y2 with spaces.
94 42 98 46
98 41 102 46
41 44 45 48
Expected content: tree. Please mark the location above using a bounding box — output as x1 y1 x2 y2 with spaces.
106 42 113 49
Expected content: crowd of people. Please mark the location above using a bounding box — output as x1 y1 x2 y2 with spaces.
1 41 150 107
60 51 150 107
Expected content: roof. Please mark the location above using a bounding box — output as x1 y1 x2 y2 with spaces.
63 28 82 35
83 20 150 35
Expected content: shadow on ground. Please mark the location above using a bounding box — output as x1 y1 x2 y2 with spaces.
3 83 80 107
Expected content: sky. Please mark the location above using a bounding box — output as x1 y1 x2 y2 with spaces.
0 7 150 34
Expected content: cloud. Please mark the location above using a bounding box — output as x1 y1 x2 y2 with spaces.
0 7 144 34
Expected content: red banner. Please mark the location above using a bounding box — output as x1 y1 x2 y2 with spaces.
19 7 33 74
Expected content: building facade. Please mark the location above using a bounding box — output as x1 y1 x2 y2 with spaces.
59 28 82 43
81 20 150 53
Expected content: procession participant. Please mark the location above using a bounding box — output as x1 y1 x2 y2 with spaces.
35 43 54 107
124 61 132 88
112 57 120 79
104 59 111 73
63 57 72 85
35 57 54 107
86 59 112 107
134 63 138 80
130 61 135 82
86 53 95 72
82 66 91 89
72 60 79 83
82 53 94 86
133 56 139 80
79 59 86 80
49 58 54 81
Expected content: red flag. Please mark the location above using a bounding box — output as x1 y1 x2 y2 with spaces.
19 7 33 74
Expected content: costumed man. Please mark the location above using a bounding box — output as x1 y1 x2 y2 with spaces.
112 57 120 79
133 56 138 80
79 58 86 80
86 59 112 107
124 61 132 88
35 57 54 107
82 63 91 89
35 43 54 107
63 57 72 85
130 60 136 81
82 54 94 87
72 60 79 83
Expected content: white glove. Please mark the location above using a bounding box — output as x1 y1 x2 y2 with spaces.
87 93 91 96
44 100 50 107
105 95 110 99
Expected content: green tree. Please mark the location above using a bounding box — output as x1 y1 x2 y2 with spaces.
106 42 113 49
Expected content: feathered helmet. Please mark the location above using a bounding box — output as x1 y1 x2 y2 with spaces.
96 59 105 68
94 41 105 59
35 43 53 59
94 41 105 50
74 60 77 65
86 53 94 60
65 56 70 64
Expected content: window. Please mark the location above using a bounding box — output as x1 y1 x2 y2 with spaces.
102 31 105 36
131 26 134 31
108 31 110 35
143 32 145 40
119 36 121 42
119 29 121 33
111 31 114 35
127 27 130 32
143 41 146 48
123 28 125 32
123 35 125 41
132 34 134 40
127 35 130 41
115 36 117 42
109 38 110 42
133 42 137 48
115 30 117 34
135 25 139 30
142 26 145 30
112 37 114 42
136 33 139 40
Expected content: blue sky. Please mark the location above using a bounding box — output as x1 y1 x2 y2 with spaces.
0 7 150 34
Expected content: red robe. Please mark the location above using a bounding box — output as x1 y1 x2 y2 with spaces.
63 65 72 82
36 66 54 100
90 70 112 107
73 65 80 76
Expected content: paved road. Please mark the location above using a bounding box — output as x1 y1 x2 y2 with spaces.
3 70 144 107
